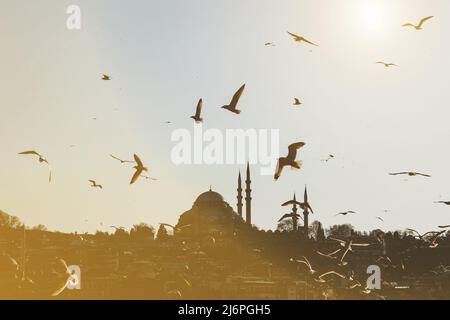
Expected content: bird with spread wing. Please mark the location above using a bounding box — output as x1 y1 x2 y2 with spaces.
221 84 245 114
130 154 148 185
287 31 318 46
18 150 52 182
402 16 433 30
274 142 306 181
191 98 203 123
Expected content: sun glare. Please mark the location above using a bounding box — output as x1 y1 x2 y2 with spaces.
361 4 383 30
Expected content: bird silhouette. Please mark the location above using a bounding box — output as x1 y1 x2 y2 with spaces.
330 237 370 265
293 98 302 106
221 84 245 114
376 61 399 68
278 213 302 223
159 223 192 233
18 150 52 182
130 154 148 185
88 180 103 189
18 150 48 164
321 154 335 162
335 211 356 216
376 217 384 222
110 154 134 164
389 172 431 178
274 142 306 180
290 256 315 274
287 31 318 46
191 98 203 123
264 42 275 46
314 271 346 283
315 249 342 260
402 16 433 30
101 74 111 80
438 225 450 229
435 201 450 206
406 228 441 241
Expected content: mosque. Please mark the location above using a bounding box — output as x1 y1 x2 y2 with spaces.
175 164 253 238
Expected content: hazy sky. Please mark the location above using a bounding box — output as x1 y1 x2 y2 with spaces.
1 0 450 234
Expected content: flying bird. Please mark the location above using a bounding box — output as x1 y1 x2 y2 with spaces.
290 256 316 274
321 154 335 162
130 154 148 185
402 16 433 30
293 98 302 106
435 201 450 206
191 98 203 123
221 84 245 114
330 237 370 266
278 213 302 223
287 31 319 46
18 150 52 182
376 217 384 222
315 249 342 260
314 271 346 283
335 211 356 216
274 142 306 180
438 225 450 229
110 154 134 164
18 150 48 164
101 74 111 80
406 229 442 242
389 172 431 178
159 223 192 233
376 61 399 68
264 42 275 46
88 180 103 189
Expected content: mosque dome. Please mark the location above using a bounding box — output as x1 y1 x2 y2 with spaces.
194 189 225 206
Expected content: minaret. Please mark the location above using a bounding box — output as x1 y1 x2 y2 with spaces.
292 193 298 231
237 171 243 218
245 162 252 226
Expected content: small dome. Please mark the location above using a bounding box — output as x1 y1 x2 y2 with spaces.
194 189 224 205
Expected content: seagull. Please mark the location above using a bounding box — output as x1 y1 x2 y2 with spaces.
315 249 342 260
321 155 335 162
221 84 245 114
293 98 302 106
389 172 431 177
274 142 306 180
428 231 445 248
159 223 192 233
402 16 433 30
18 150 52 182
102 74 111 80
376 217 384 222
406 228 443 242
435 201 450 206
51 259 79 297
88 180 103 189
190 98 203 123
278 213 303 223
130 154 148 185
376 61 399 68
438 225 450 229
110 154 134 164
287 31 318 46
330 237 370 266
335 211 356 216
290 256 316 274
264 42 275 46
314 271 346 283
18 150 48 164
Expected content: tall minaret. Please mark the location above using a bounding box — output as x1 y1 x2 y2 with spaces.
292 193 298 231
237 171 243 218
245 162 252 225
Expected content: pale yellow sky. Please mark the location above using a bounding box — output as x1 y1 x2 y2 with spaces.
1 0 450 234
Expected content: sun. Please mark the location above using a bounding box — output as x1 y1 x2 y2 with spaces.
360 4 383 30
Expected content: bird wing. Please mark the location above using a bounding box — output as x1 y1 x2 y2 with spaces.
287 142 305 160
278 214 292 222
352 243 370 247
281 200 303 207
418 16 433 28
319 271 346 280
406 228 421 237
134 154 143 167
160 223 176 229
229 84 246 108
19 150 40 156
287 31 300 39
274 158 285 180
329 237 346 245
195 99 203 118
402 23 415 28
438 225 450 229
389 172 407 176
130 167 143 184
416 172 431 177
302 37 319 46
